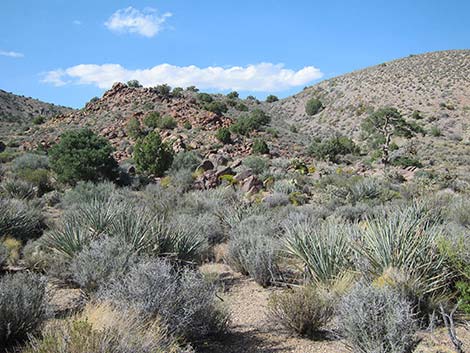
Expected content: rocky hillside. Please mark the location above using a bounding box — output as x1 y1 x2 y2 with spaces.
16 50 470 176
0 89 73 141
22 83 298 162
266 49 470 173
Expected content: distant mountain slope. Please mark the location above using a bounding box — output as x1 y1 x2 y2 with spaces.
0 89 73 123
0 89 73 142
265 50 470 174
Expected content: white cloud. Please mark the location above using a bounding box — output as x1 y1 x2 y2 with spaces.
42 62 323 92
0 50 24 58
105 7 172 37
73 20 82 25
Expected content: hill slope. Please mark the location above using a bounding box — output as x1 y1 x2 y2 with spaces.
266 49 470 174
0 89 73 141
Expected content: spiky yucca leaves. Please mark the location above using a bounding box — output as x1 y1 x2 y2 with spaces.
283 218 353 285
42 221 94 259
355 204 452 297
0 198 43 241
1 178 36 200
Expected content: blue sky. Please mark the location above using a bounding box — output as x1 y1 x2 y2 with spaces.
0 0 469 108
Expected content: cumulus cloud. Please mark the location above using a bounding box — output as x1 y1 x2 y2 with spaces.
105 7 172 37
0 50 24 58
42 62 323 92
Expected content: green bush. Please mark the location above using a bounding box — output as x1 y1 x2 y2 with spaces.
236 102 248 111
154 84 171 97
269 286 334 337
266 95 279 103
430 126 441 137
172 86 184 97
126 117 142 139
127 80 142 88
252 139 269 154
32 116 45 125
338 283 419 353
308 136 359 162
216 127 231 144
13 153 49 171
242 156 269 175
18 169 51 195
133 131 174 176
197 92 213 103
49 128 118 185
0 272 47 347
143 112 160 129
227 91 239 99
231 109 271 136
159 115 177 129
305 98 323 115
205 101 228 115
390 155 423 168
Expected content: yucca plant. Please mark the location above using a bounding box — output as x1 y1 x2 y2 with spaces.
283 218 353 285
0 198 42 241
1 178 36 200
42 221 94 259
107 205 159 254
355 204 453 299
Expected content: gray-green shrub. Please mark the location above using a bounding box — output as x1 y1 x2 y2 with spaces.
70 237 138 293
338 283 419 353
0 272 47 347
99 259 228 340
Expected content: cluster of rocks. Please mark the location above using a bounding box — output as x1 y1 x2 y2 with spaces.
193 155 263 193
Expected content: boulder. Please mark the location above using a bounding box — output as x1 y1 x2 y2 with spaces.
241 175 263 193
198 159 215 171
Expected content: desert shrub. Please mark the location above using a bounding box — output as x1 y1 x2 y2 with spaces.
159 115 177 129
237 103 249 112
269 286 334 337
283 218 352 285
23 303 189 353
186 85 199 92
1 178 36 200
227 91 239 99
126 117 143 139
154 83 171 97
69 237 138 293
230 109 271 135
168 169 195 193
242 156 269 175
127 79 142 88
13 153 49 172
305 98 323 115
263 192 290 208
338 283 418 353
332 177 383 205
205 101 228 115
172 86 184 97
430 126 441 137
32 116 45 125
134 131 174 176
0 198 42 241
99 259 228 339
216 127 231 144
0 272 47 347
49 128 118 185
266 95 279 103
308 136 359 162
252 138 269 154
272 179 297 195
22 240 50 271
227 215 280 287
197 92 213 103
390 155 422 168
170 151 201 173
143 111 160 129
18 169 51 195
